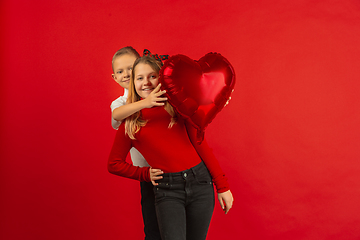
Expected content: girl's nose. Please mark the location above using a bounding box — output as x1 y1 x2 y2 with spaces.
144 78 152 85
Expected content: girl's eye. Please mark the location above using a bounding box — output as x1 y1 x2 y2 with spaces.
137 77 143 81
117 71 123 74
150 75 157 79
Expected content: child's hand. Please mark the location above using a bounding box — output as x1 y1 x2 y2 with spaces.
143 84 167 108
149 167 163 186
217 190 234 214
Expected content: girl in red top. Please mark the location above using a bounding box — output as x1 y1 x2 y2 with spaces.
108 56 233 240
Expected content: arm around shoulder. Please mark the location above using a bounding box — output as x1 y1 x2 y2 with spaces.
112 100 149 121
112 84 167 121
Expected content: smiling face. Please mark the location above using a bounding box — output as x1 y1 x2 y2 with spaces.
112 54 137 89
134 63 159 99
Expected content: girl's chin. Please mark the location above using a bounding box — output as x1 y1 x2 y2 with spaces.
138 91 152 99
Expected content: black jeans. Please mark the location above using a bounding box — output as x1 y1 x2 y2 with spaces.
154 161 215 240
140 181 162 240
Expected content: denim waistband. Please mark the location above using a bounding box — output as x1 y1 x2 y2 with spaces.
158 161 206 183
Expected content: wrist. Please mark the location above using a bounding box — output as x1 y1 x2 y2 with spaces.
139 98 149 109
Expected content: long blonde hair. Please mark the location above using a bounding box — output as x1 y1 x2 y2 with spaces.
125 56 177 139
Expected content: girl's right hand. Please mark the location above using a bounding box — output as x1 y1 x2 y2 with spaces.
143 84 167 108
149 167 164 186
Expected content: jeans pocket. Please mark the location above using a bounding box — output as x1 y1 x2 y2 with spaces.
156 182 172 189
195 171 212 185
153 185 184 205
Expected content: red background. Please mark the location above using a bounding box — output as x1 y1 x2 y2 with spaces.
1 0 360 239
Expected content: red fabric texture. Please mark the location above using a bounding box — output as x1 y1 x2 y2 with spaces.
108 106 229 192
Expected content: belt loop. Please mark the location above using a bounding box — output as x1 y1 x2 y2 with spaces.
169 174 173 183
191 166 197 177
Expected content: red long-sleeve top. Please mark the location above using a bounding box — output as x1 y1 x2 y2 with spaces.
108 106 229 193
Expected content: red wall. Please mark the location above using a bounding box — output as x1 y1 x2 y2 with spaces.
1 0 360 239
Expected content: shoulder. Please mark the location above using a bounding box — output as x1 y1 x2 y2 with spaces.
141 106 170 120
110 95 127 111
114 123 129 138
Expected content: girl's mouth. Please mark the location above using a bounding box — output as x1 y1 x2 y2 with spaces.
142 88 154 91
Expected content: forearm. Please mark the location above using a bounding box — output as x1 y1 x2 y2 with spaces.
185 121 230 192
112 100 148 121
108 160 151 182
108 125 151 182
195 144 230 193
112 84 167 121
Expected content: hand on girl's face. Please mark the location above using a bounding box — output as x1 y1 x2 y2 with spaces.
134 63 160 99
143 84 168 108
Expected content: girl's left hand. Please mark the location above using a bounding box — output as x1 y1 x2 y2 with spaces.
217 190 234 214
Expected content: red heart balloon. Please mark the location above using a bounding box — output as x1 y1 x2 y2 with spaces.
159 53 236 141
